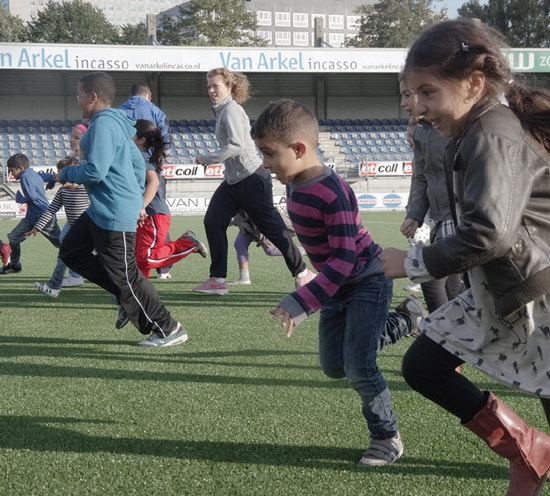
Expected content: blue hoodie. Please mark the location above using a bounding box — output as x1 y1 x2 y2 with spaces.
60 108 145 232
118 95 170 144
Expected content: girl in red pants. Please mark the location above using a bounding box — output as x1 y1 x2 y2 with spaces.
133 119 207 278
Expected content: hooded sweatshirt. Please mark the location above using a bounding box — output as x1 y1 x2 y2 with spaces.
59 108 145 232
118 95 170 143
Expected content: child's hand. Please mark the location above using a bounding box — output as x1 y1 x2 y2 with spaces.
137 208 148 226
381 247 408 279
195 155 205 165
269 307 296 337
24 228 38 237
400 218 419 238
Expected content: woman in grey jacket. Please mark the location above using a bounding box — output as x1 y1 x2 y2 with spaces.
383 19 550 496
193 68 312 295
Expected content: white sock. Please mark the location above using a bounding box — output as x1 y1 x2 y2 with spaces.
239 268 250 281
213 277 226 283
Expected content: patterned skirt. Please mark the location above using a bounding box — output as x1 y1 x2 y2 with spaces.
420 266 550 398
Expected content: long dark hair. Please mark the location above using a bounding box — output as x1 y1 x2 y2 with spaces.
134 119 169 173
405 18 550 153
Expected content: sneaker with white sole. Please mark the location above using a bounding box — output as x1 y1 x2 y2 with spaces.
395 295 427 336
61 276 85 287
295 268 316 288
192 277 228 295
227 278 252 285
34 281 60 298
137 322 188 347
357 433 403 467
181 230 208 258
157 272 172 280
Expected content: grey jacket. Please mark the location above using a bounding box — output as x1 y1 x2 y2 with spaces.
407 120 453 225
202 95 262 185
424 99 550 318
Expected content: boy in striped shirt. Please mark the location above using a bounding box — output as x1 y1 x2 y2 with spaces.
26 156 90 298
251 100 426 468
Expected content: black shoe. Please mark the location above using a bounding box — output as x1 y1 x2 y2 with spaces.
115 305 130 329
181 230 208 258
0 263 21 274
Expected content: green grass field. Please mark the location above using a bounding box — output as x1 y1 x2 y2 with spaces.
0 211 547 496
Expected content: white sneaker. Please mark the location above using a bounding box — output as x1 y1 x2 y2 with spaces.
34 281 60 298
227 278 252 285
403 283 422 294
357 434 404 467
137 323 188 348
158 272 172 279
61 276 85 287
395 295 427 336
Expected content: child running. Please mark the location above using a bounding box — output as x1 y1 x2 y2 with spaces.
251 99 426 467
62 122 89 288
59 71 187 348
382 19 550 495
133 119 207 279
0 153 61 274
28 156 90 298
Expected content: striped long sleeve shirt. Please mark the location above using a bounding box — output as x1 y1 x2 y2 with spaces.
34 185 90 232
279 167 383 325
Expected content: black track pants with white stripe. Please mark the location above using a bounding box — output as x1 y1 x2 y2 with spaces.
60 213 177 336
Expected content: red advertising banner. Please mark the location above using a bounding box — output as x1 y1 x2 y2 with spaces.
360 161 412 177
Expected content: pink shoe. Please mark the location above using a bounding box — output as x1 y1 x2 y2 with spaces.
192 277 228 295
0 243 11 268
295 268 316 288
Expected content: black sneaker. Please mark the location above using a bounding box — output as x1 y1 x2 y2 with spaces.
0 263 21 274
115 305 130 329
181 230 208 258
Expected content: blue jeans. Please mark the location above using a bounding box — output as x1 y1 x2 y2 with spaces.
8 217 60 269
319 274 399 439
48 223 80 289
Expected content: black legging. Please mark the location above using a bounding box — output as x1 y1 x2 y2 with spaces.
204 166 305 279
402 334 550 426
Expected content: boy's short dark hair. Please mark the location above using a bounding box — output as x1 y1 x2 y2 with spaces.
130 82 150 97
56 156 78 171
251 99 319 146
7 153 29 170
79 72 116 105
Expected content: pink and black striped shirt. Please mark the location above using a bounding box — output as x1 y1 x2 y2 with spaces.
279 166 383 324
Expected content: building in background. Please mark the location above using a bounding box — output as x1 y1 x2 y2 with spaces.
1 0 182 26
159 0 374 48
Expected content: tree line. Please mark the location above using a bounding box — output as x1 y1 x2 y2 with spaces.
1 0 547 48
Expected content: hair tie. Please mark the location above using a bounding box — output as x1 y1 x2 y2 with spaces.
74 123 88 134
461 41 469 52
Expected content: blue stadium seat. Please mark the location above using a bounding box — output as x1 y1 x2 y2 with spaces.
178 119 189 127
52 120 63 128
30 120 41 128
208 119 216 127
0 119 8 128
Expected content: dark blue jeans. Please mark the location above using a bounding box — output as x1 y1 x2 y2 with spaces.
319 275 400 439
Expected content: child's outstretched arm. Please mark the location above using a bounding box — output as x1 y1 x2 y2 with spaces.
269 306 296 337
